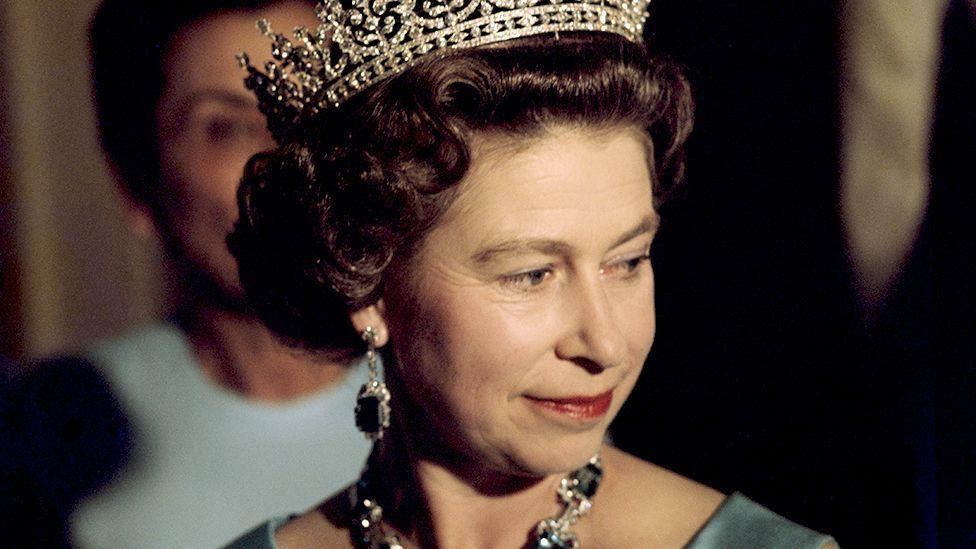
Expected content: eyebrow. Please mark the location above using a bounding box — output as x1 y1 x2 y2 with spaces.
182 89 257 111
470 213 659 265
159 89 263 140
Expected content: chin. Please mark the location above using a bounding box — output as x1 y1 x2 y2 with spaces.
504 429 607 478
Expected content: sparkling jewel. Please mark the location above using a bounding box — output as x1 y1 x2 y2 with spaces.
574 461 603 499
351 455 602 549
238 0 650 140
355 394 381 432
536 530 577 549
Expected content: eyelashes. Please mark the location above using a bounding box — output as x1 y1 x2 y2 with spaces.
499 252 651 295
500 265 555 293
599 252 650 279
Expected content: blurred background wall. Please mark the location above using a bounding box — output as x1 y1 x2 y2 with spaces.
1 0 169 360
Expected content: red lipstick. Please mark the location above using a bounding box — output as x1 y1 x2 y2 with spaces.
525 390 614 420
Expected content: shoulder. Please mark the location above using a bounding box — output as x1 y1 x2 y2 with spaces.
591 449 836 548
599 446 723 508
265 489 354 549
687 493 837 549
84 322 198 403
85 321 190 372
587 446 726 547
223 515 291 549
224 496 353 549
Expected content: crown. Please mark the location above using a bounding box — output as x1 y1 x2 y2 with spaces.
237 0 650 140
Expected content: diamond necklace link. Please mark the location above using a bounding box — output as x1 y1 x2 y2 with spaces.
349 454 603 549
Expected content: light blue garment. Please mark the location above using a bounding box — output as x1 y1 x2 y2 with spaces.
226 516 294 549
227 492 835 548
688 493 836 548
69 322 372 549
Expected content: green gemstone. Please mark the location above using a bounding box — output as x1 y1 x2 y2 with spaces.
574 462 603 499
356 395 382 432
535 529 573 549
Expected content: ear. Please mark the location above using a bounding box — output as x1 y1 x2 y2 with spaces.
125 200 158 240
105 160 160 241
349 300 389 347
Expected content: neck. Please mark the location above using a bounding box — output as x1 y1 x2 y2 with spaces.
413 459 564 549
178 299 354 402
368 416 569 549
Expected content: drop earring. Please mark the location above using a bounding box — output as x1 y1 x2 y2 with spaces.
355 326 391 440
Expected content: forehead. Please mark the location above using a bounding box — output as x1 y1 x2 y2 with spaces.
161 1 318 101
466 127 651 207
432 126 655 251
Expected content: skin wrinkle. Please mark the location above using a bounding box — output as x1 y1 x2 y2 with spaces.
274 52 728 549
381 126 654 476
359 125 659 547
440 123 656 231
470 215 657 267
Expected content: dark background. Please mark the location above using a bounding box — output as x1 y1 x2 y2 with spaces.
612 1 975 547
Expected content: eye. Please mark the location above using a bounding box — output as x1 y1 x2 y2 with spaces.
205 117 254 142
600 252 650 279
500 266 554 293
189 112 270 150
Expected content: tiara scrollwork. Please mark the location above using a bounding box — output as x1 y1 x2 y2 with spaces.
238 0 650 140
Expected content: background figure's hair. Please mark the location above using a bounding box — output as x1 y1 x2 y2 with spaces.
230 33 693 351
89 0 314 208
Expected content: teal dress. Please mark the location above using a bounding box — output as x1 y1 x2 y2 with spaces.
227 493 836 548
687 493 835 547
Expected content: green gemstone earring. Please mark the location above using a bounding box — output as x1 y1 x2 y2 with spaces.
355 326 391 440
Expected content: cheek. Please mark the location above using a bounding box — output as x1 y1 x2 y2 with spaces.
179 166 241 224
388 282 561 424
161 138 253 226
616 270 656 395
158 170 236 251
629 269 656 353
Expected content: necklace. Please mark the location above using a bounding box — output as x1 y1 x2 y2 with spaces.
350 454 603 549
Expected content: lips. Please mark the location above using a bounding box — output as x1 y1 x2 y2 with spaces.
524 389 614 421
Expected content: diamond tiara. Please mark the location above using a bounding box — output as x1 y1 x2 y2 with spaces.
237 0 650 140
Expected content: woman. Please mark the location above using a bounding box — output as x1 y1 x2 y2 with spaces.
227 0 838 546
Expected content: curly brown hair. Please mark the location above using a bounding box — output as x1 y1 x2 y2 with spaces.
229 33 693 352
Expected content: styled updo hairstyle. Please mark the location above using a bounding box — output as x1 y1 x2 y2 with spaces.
229 33 692 352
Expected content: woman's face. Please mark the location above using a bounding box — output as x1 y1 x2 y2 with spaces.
382 126 657 476
153 1 316 303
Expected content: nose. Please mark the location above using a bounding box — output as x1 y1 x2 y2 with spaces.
554 274 628 371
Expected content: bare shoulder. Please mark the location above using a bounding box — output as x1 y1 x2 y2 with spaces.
599 445 725 514
587 446 725 547
274 490 354 549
